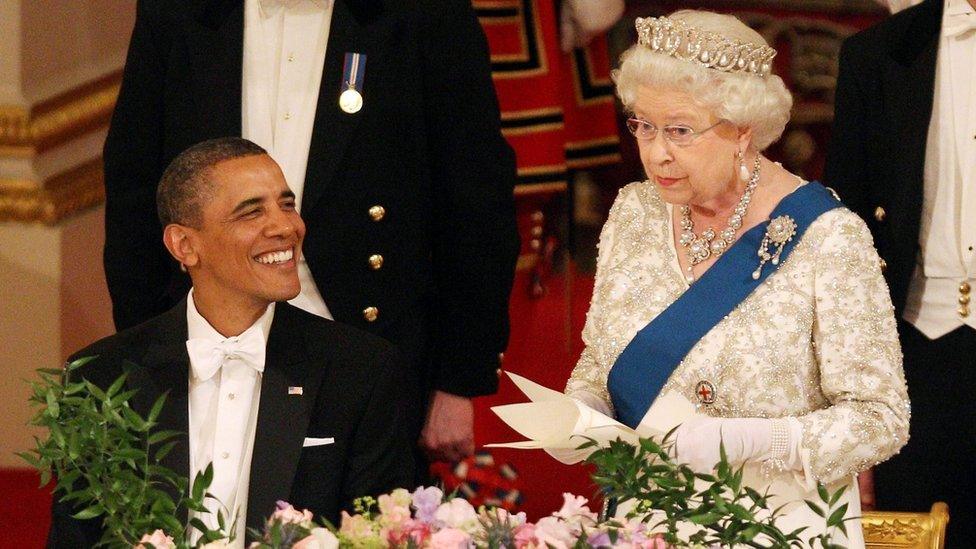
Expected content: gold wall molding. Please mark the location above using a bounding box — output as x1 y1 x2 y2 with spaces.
0 159 105 225
0 70 121 155
0 71 120 224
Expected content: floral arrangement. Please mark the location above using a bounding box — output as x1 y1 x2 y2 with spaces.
24 361 850 549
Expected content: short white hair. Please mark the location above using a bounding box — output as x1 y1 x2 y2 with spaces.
614 10 793 151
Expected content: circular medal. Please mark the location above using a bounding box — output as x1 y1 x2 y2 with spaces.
694 380 716 405
339 88 363 114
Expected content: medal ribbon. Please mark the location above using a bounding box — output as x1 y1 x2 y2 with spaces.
342 52 367 92
607 182 842 428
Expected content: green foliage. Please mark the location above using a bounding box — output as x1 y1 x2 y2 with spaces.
18 357 227 548
582 432 850 549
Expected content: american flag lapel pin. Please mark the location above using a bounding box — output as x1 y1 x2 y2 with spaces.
288 386 304 396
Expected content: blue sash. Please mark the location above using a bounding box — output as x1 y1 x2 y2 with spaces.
607 182 842 428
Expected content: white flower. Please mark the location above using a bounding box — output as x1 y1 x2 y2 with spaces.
433 498 479 533
533 516 577 548
554 493 598 526
292 527 339 549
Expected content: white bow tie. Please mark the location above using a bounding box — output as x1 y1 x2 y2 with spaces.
187 333 266 382
945 15 976 38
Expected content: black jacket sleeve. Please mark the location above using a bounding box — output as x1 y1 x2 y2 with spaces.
103 0 183 331
418 0 520 397
823 34 874 220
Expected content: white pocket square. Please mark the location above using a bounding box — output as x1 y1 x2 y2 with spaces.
303 437 335 448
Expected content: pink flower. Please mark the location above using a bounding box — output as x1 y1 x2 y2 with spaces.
134 529 175 549
429 527 472 549
386 518 431 546
271 501 314 527
293 527 340 549
641 533 669 549
512 522 537 548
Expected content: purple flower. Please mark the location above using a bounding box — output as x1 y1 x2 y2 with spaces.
588 530 612 547
411 486 444 523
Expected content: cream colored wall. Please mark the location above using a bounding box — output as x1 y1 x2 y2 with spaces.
20 0 133 103
0 0 24 104
0 205 113 467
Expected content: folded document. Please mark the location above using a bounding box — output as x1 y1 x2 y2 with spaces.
486 372 697 464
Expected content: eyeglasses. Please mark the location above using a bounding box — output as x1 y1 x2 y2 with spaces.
625 118 725 147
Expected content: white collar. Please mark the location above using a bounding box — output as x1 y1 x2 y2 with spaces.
186 289 275 345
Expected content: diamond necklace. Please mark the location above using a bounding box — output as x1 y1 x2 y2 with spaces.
679 156 761 282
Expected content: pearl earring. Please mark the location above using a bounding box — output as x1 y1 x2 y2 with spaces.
737 150 750 182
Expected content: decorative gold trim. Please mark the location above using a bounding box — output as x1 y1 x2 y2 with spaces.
0 71 121 153
514 181 567 196
567 153 622 170
0 159 105 225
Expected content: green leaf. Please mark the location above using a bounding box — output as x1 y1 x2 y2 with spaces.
829 485 847 506
147 393 168 425
71 504 105 520
805 500 825 518
817 483 830 503
827 503 850 528
45 391 60 418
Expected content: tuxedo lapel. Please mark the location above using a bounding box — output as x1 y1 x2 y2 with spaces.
299 0 380 213
126 301 192 510
246 304 325 530
187 0 245 138
883 0 941 239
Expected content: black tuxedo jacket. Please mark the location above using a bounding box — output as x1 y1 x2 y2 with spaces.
823 0 943 315
103 0 519 398
47 301 414 548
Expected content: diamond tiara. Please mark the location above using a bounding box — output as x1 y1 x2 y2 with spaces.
635 16 777 78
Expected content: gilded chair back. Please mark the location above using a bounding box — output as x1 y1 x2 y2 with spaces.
862 502 949 549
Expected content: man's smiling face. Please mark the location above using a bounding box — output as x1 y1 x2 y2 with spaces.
185 154 305 311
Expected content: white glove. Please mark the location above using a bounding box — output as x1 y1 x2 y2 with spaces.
673 416 795 473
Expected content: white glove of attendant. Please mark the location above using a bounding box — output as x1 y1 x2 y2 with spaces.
673 416 796 474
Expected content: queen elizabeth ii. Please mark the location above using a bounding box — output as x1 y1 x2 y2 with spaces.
564 10 910 547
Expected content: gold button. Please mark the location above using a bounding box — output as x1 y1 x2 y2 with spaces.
874 206 886 222
284 112 292 120
879 258 887 272
368 205 386 222
960 294 971 306
363 306 379 322
368 254 384 270
288 53 295 62
961 281 972 294
959 305 970 318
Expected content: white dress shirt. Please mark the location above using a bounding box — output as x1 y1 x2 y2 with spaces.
242 0 335 319
186 290 275 546
903 0 976 338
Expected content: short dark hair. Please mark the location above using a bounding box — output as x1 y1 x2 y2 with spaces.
156 137 267 227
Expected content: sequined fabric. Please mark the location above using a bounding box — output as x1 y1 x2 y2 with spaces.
566 180 910 484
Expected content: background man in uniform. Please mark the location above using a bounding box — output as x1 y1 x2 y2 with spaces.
825 0 975 544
